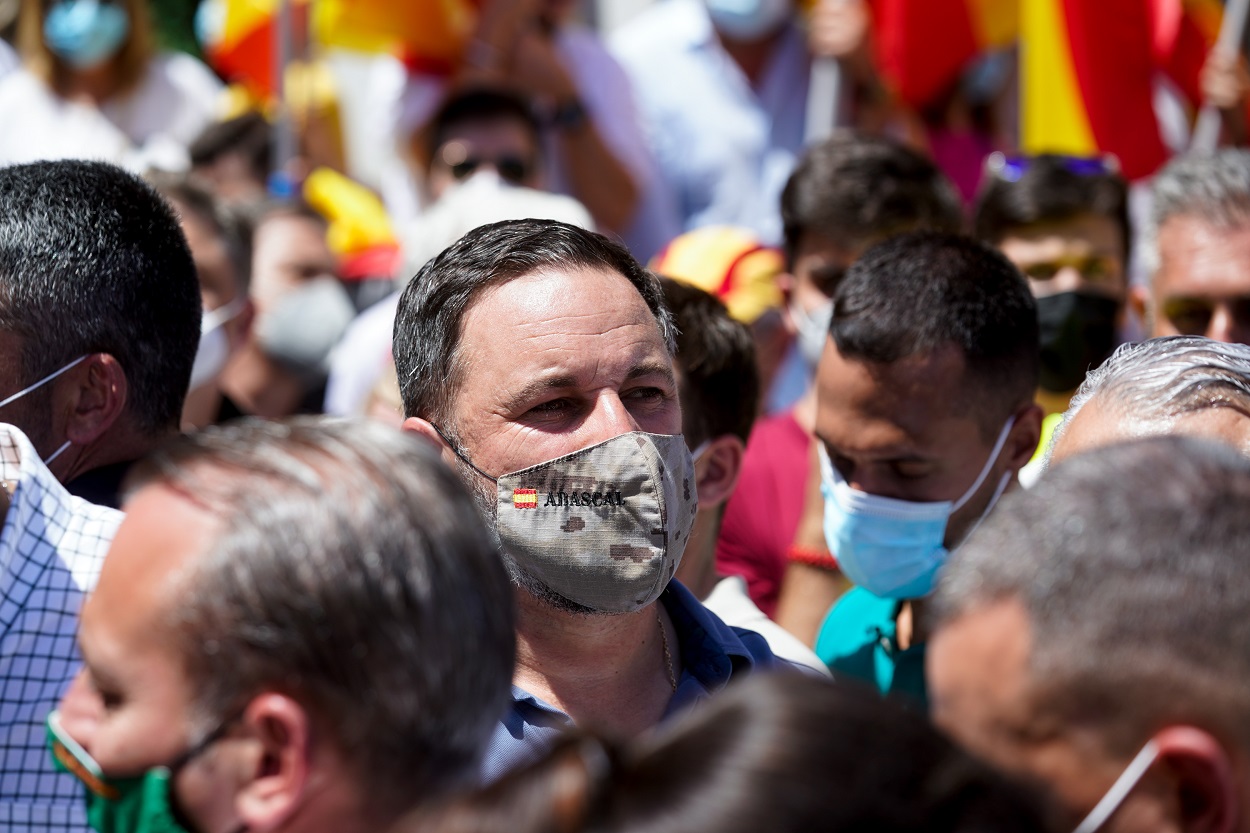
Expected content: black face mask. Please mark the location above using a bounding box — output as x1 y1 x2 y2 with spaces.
1036 292 1120 394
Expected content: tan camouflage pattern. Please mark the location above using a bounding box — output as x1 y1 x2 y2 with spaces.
493 432 698 613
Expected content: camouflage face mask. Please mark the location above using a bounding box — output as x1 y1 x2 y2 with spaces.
445 430 698 614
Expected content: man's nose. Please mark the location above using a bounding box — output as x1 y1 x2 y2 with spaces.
1051 265 1085 294
57 670 101 755
585 392 641 441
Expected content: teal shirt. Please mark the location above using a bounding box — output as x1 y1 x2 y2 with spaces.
814 588 928 709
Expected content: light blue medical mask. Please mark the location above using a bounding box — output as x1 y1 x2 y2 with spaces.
44 0 130 69
819 416 1016 600
791 299 833 372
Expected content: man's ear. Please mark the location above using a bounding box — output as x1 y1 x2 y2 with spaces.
1004 403 1044 473
1129 285 1153 337
234 694 312 832
776 272 798 336
402 416 460 472
1150 726 1239 833
694 434 745 510
62 354 126 447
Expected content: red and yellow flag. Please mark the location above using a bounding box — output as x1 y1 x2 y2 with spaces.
313 0 482 74
198 0 311 98
869 0 1018 109
1021 0 1170 181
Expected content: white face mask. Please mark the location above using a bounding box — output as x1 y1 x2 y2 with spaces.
189 298 246 391
0 354 88 465
705 0 792 41
791 299 833 372
1072 741 1159 833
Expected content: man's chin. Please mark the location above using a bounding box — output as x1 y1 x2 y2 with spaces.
503 556 614 617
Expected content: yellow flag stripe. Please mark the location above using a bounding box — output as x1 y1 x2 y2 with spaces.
967 0 1020 50
1021 0 1097 157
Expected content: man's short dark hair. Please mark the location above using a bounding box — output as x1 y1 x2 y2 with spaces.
0 160 201 434
426 88 543 166
660 277 758 447
126 417 517 818
831 232 1039 428
780 133 964 267
393 219 677 424
935 436 1250 757
188 111 273 187
974 154 1130 259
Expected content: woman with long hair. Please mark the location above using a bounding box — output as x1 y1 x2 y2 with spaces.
0 0 221 170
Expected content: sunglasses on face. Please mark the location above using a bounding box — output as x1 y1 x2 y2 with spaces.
1162 295 1250 337
448 155 533 186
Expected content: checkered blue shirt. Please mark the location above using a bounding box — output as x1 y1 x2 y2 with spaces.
0 425 121 832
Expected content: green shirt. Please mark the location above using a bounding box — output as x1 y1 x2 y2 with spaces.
814 587 928 709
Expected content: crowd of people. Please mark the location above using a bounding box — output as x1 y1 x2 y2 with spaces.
4 0 1250 832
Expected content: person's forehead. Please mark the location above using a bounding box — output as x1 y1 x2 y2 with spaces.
1156 215 1250 297
815 343 980 452
82 485 217 670
999 213 1125 262
1049 398 1128 464
439 117 537 156
453 267 668 395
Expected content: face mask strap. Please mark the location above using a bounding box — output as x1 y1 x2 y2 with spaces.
0 354 88 410
951 413 1018 514
202 297 247 334
689 439 711 464
1072 740 1160 833
431 424 499 483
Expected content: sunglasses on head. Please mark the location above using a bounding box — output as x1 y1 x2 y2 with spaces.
984 152 1120 183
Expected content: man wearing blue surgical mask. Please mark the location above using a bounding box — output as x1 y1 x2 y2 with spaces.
811 232 1042 706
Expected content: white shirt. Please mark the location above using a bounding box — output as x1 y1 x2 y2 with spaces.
610 0 811 245
0 425 121 832
0 52 222 172
703 576 831 677
0 41 18 82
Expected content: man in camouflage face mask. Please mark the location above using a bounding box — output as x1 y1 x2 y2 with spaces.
394 219 785 782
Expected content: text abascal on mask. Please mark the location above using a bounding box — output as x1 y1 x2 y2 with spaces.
535 490 625 508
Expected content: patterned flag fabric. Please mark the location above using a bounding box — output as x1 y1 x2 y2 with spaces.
869 0 1018 109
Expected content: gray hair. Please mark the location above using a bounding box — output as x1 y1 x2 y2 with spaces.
934 436 1250 756
1049 336 1250 459
126 418 516 821
1143 149 1250 281
392 219 677 424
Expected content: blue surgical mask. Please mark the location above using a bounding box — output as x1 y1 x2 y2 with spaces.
44 0 130 69
704 0 792 41
820 416 1016 600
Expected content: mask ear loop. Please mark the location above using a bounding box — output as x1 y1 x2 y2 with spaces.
1072 740 1160 833
431 424 499 483
951 414 1018 514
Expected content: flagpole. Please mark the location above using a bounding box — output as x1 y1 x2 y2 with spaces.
272 0 298 196
805 56 843 144
1190 0 1250 154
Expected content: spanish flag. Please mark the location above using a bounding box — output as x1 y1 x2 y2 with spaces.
1021 0 1172 181
1021 0 1223 181
312 0 482 75
869 0 1018 109
198 0 310 98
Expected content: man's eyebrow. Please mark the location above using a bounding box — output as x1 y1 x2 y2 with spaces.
624 360 677 386
501 374 580 413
